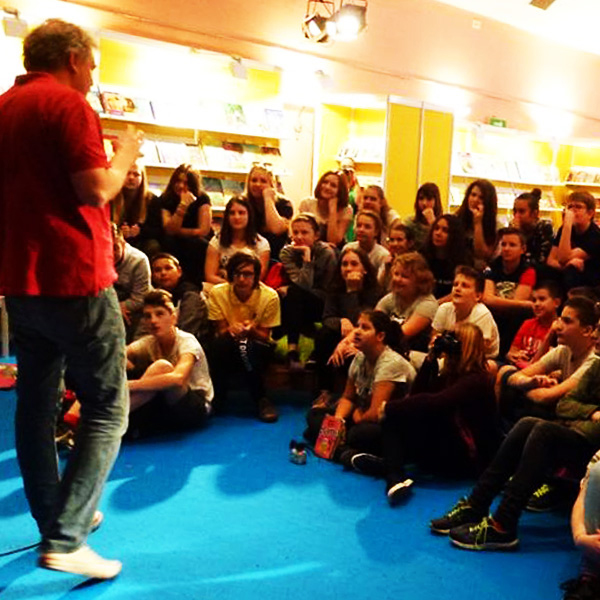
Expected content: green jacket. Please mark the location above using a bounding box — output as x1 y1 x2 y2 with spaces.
555 357 600 446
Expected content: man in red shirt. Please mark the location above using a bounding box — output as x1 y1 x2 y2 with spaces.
0 19 142 579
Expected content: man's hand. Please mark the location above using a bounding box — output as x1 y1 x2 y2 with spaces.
227 322 246 339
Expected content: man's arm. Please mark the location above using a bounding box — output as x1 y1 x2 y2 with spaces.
71 125 143 208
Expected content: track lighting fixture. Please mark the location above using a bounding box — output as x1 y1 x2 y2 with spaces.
302 0 367 44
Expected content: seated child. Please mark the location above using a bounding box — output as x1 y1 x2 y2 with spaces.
377 220 415 291
497 296 599 427
432 265 500 359
280 212 337 369
505 280 561 369
207 251 281 423
150 252 210 345
547 191 600 292
112 223 151 342
343 209 391 271
483 227 536 357
305 310 415 462
126 290 213 436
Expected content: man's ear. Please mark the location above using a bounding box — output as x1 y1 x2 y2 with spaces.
66 51 78 74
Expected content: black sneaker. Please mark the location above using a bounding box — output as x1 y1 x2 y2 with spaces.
351 453 385 478
449 516 519 551
430 497 485 535
526 483 563 512
386 479 414 506
560 575 600 600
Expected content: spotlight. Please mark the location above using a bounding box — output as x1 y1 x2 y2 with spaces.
303 0 335 43
327 2 367 41
303 14 329 43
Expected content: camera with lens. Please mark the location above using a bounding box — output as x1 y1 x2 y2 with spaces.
431 331 461 358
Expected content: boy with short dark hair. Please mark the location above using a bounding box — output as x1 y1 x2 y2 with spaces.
432 265 500 359
505 280 562 369
126 290 213 434
547 191 600 291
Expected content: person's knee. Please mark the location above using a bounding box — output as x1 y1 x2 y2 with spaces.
143 359 174 377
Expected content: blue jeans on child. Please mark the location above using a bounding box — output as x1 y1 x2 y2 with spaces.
6 287 128 553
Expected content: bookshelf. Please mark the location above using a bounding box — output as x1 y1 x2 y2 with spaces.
96 92 286 209
450 122 600 226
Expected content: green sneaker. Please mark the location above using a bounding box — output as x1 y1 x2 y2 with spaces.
449 516 519 551
429 497 485 535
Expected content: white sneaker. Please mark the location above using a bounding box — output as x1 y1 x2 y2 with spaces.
386 479 414 506
39 545 122 579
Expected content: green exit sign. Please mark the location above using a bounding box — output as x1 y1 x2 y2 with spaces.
489 117 507 128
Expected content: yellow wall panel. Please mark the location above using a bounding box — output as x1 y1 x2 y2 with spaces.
385 103 421 216
421 109 453 208
317 104 352 178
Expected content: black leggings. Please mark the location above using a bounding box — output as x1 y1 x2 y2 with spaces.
469 417 594 531
208 335 273 408
283 284 324 346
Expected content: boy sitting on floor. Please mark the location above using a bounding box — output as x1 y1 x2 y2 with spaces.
432 265 500 359
505 280 562 369
126 289 213 436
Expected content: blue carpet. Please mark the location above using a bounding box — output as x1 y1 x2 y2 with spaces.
0 378 580 599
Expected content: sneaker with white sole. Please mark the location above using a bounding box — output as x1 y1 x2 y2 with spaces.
39 545 122 579
350 453 386 478
386 479 414 506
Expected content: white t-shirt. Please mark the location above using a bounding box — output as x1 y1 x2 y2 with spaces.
348 346 416 410
128 328 214 404
209 233 270 270
433 302 500 359
536 345 598 383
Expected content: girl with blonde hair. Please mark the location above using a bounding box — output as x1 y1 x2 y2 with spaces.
350 322 499 505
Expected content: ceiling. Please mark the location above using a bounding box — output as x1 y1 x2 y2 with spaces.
432 0 600 57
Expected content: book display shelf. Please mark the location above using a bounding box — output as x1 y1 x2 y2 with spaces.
94 89 286 209
95 35 288 211
450 121 600 226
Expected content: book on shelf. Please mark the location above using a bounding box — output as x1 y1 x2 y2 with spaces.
263 108 284 136
140 140 160 164
155 141 191 167
221 142 245 169
99 91 154 121
221 179 244 199
224 103 246 129
202 177 225 207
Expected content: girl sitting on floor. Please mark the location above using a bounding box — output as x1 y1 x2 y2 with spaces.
305 310 415 464
350 322 499 505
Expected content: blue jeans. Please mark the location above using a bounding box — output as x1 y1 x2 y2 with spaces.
6 287 128 553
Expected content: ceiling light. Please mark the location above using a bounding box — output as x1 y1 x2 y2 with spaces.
303 1 367 44
303 1 335 43
328 3 367 41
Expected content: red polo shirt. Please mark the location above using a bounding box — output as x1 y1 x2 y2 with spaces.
0 72 115 296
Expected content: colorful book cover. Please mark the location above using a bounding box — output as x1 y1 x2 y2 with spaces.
224 103 246 128
203 177 225 207
314 415 345 460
